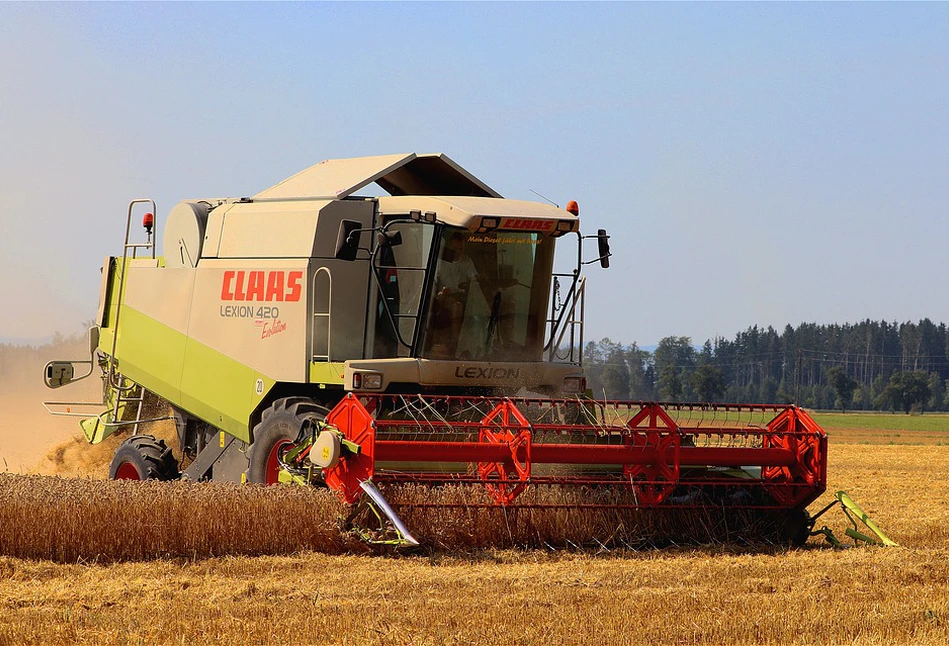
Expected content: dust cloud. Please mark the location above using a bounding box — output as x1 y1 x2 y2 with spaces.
0 337 111 477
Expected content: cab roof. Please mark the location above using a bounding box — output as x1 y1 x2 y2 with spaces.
377 195 575 230
254 153 502 200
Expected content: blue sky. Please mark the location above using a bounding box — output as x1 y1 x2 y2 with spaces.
2 2 948 346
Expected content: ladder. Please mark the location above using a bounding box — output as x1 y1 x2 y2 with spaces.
105 199 157 435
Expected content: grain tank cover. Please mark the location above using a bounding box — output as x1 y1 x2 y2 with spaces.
163 201 209 268
253 153 502 201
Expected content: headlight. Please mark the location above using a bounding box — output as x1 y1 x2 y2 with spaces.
563 376 586 394
353 371 383 390
363 373 383 389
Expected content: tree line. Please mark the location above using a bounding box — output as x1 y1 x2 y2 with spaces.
582 319 949 413
0 332 87 384
7 322 949 413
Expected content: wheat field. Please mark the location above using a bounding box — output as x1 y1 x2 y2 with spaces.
0 423 946 644
0 347 945 645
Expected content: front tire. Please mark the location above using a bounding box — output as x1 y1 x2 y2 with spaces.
247 398 328 484
779 508 813 547
109 435 180 481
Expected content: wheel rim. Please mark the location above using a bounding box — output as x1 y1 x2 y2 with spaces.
114 461 142 480
265 439 292 484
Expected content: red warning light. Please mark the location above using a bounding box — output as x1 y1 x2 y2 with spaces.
143 212 154 235
566 200 579 216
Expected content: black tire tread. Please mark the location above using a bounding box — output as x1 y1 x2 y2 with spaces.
247 398 329 484
109 435 179 480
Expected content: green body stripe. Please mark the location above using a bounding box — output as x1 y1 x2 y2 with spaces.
94 258 346 445
114 307 186 405
104 306 274 444
308 361 346 386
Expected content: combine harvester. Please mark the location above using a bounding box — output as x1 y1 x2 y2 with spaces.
44 153 827 547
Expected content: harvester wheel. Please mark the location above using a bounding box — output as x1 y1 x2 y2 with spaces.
247 398 329 485
109 435 180 481
780 509 813 547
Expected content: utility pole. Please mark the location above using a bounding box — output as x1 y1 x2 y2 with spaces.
795 349 802 406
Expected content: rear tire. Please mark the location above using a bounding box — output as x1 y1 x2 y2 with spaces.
109 435 180 481
247 398 329 485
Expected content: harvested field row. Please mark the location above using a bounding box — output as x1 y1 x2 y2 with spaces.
1 546 948 645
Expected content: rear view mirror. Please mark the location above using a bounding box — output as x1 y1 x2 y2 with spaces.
42 326 98 389
88 325 100 355
597 229 611 269
45 362 76 389
335 220 362 261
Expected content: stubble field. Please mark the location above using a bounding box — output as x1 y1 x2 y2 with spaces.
0 355 947 645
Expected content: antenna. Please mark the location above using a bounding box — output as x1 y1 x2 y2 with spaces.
529 189 559 208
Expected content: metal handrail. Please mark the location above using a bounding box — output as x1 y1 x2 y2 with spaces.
546 275 585 364
106 199 157 392
311 267 332 361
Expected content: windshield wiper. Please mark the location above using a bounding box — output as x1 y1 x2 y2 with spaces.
485 291 502 351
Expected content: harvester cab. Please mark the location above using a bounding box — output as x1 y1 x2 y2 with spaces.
44 153 830 548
